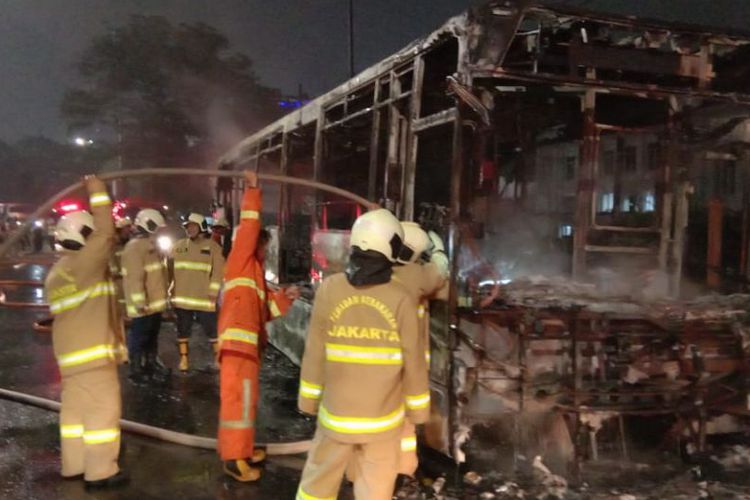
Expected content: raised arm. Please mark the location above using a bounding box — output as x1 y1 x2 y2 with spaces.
79 176 115 269
225 171 262 279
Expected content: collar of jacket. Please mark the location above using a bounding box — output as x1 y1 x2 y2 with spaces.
345 247 393 286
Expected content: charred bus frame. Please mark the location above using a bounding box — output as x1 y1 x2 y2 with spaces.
219 0 750 465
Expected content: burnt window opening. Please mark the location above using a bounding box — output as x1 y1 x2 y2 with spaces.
347 84 376 115
646 143 661 171
421 37 459 117
415 124 453 216
602 150 615 176
595 94 668 128
320 113 373 229
623 146 638 172
714 159 737 197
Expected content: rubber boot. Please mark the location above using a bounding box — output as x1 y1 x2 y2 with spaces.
85 471 129 490
146 352 171 382
178 339 189 372
223 459 261 482
128 355 147 384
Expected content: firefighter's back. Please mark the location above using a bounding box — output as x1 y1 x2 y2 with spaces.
306 272 422 443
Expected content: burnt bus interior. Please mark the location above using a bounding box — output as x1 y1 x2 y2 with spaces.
219 1 750 471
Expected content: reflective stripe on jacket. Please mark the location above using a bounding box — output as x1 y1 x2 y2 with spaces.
171 236 224 312
298 273 430 443
217 188 291 359
45 187 126 377
121 237 168 318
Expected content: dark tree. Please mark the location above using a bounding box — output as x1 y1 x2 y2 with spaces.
61 16 281 172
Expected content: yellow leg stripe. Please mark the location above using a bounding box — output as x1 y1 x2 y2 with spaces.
296 488 336 500
220 328 258 345
241 210 260 220
83 428 120 445
60 424 84 438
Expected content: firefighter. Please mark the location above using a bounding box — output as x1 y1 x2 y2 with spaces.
44 176 128 489
211 215 232 258
171 212 225 372
217 171 300 482
109 217 133 318
296 209 430 500
122 208 169 383
392 222 449 478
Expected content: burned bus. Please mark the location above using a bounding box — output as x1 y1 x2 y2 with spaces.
218 1 750 470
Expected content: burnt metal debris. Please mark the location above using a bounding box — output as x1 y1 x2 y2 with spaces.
218 0 750 470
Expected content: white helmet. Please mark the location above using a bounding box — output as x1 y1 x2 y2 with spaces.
212 217 229 228
183 212 207 232
134 209 166 234
350 209 404 262
397 222 431 264
55 211 95 248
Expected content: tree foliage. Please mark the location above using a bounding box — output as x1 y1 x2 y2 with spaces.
61 16 281 169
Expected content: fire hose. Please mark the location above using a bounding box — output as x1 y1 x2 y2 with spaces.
0 387 311 455
0 168 378 455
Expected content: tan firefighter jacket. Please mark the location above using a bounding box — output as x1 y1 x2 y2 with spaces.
45 182 126 377
109 242 126 315
170 236 224 312
121 236 168 318
392 261 447 365
298 273 430 443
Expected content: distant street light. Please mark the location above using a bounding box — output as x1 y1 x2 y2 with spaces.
73 136 94 147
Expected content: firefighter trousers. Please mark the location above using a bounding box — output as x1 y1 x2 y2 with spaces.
218 354 259 461
127 313 162 360
59 365 121 481
297 428 400 500
175 309 217 340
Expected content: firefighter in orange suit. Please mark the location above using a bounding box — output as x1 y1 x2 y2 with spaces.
392 222 449 477
44 176 128 490
218 170 299 482
296 209 430 500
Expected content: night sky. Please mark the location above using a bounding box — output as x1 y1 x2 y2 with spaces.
1 0 748 142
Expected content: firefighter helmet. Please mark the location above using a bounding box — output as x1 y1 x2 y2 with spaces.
212 217 229 228
183 212 207 232
350 209 403 262
55 211 95 248
134 209 166 234
397 222 431 264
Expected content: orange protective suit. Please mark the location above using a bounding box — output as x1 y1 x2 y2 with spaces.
217 186 291 461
